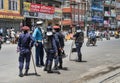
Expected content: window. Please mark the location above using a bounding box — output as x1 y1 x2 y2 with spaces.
9 0 18 11
0 0 3 9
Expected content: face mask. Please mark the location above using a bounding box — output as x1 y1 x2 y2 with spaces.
76 30 81 33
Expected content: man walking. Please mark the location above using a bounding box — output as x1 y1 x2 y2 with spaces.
73 25 84 62
32 21 44 67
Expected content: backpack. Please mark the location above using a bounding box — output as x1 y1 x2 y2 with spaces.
43 36 53 50
75 32 84 43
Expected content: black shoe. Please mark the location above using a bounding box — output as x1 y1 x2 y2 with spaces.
75 60 82 62
19 72 23 77
47 70 54 73
53 66 58 70
58 66 63 69
41 64 45 66
36 65 41 67
24 70 28 76
43 68 47 71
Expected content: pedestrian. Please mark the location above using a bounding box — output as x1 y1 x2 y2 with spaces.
32 21 44 67
43 28 58 73
17 26 34 77
0 27 3 36
53 25 65 69
73 25 84 62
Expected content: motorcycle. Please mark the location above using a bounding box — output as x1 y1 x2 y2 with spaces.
86 37 96 46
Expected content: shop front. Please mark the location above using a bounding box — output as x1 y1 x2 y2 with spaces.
23 2 55 31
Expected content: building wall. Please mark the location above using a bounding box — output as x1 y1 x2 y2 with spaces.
0 0 23 35
62 0 87 30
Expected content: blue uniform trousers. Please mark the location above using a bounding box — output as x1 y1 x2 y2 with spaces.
19 52 31 70
45 52 54 66
35 42 44 66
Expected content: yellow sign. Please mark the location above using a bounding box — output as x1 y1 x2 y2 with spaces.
0 15 24 19
24 2 31 11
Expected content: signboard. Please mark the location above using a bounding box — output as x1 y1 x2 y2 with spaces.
92 16 103 23
91 6 103 11
54 8 62 18
24 2 55 14
24 11 53 19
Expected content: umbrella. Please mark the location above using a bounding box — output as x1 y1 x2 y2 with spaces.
53 26 60 29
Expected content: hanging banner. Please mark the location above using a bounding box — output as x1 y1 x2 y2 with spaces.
24 2 55 14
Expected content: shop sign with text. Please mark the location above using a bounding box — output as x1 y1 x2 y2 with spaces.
24 2 55 14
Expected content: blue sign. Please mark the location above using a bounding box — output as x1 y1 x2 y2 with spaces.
91 6 103 11
92 16 103 23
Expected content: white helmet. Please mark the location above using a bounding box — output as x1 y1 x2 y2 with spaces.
36 21 43 25
46 31 53 36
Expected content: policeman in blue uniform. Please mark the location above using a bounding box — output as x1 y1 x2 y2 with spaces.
43 28 58 73
32 21 44 67
53 25 65 69
17 26 34 77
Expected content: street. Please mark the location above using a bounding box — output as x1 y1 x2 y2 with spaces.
0 38 120 83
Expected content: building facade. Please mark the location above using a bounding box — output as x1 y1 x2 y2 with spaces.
91 0 104 29
0 0 24 34
104 0 116 30
62 0 88 31
22 0 62 31
116 0 120 28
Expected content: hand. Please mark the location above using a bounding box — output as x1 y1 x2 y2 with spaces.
55 52 58 56
35 43 38 46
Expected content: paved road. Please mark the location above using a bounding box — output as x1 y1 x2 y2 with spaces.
0 38 120 83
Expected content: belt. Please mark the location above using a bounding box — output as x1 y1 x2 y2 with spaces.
37 40 42 42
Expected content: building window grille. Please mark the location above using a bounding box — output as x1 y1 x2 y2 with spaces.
9 0 18 11
0 0 3 9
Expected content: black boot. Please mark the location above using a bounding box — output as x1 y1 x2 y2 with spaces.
76 55 82 62
47 63 53 73
24 69 28 76
19 70 23 77
53 64 58 70
58 64 63 69
43 63 48 71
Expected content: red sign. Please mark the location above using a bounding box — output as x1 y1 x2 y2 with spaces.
30 3 42 12
40 5 55 14
30 3 55 14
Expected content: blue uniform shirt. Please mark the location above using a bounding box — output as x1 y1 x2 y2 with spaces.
32 27 43 41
